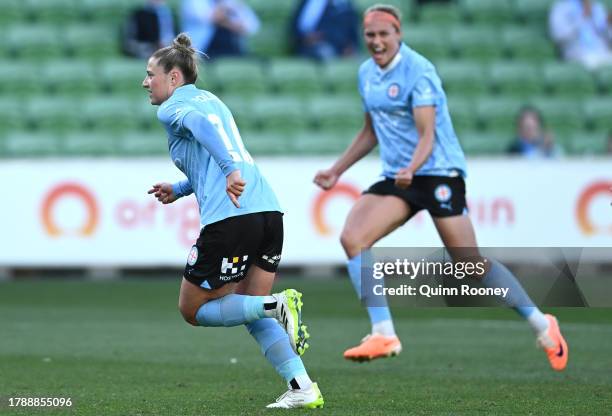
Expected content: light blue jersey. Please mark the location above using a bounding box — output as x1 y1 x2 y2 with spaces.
157 84 281 227
358 43 467 178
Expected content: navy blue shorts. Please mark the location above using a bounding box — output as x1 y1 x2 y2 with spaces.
364 175 467 220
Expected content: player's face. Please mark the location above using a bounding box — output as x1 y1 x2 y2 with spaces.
142 58 172 105
363 19 401 68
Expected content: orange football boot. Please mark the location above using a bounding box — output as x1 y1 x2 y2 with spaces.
343 334 402 362
537 314 568 371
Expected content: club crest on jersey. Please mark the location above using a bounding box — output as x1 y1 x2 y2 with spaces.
434 184 452 202
187 246 198 266
387 83 400 98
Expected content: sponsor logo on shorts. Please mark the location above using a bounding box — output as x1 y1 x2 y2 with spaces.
187 246 198 266
221 255 248 276
387 83 400 98
262 254 281 267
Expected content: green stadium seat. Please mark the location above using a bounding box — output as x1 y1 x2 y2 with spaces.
476 97 523 134
533 98 585 135
82 0 132 23
307 95 363 133
83 97 141 133
25 97 83 133
403 25 451 62
241 131 292 156
567 131 608 155
436 60 488 97
7 25 65 60
594 67 612 94
488 61 544 99
543 63 597 98
291 131 352 155
0 63 44 97
501 27 556 63
3 132 62 157
249 0 294 26
268 59 324 96
253 95 309 134
451 26 504 63
0 0 27 26
65 25 120 60
460 0 514 24
100 59 148 96
321 59 361 95
213 59 267 96
514 0 556 27
322 59 361 99
583 98 612 132
117 131 169 156
43 61 99 97
417 3 463 25
459 130 512 155
0 99 27 135
62 131 118 156
250 27 288 58
447 97 478 133
25 0 81 24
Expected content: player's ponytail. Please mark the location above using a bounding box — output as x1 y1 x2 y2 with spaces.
152 33 199 84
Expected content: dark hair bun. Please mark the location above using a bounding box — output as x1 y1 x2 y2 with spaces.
174 33 192 49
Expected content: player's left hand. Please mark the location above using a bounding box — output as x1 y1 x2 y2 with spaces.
395 168 414 189
226 170 246 208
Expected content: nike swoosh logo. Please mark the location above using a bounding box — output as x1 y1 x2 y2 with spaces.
556 344 564 357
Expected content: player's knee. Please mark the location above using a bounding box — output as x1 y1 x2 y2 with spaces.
178 303 198 326
340 229 363 258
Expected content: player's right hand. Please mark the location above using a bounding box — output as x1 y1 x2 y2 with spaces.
147 182 178 204
313 169 339 190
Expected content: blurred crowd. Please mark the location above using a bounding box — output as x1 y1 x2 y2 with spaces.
119 0 612 158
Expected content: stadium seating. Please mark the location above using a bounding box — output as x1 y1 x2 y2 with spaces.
0 0 608 159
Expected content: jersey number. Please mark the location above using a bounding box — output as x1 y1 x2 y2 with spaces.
207 114 254 165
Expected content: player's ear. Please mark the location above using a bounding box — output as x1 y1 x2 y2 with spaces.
169 69 181 86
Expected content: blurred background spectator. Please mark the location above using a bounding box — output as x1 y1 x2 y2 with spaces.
290 0 360 61
508 107 563 158
180 0 260 58
122 0 176 59
549 0 612 70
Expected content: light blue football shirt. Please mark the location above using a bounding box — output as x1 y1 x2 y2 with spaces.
358 43 467 178
157 84 281 227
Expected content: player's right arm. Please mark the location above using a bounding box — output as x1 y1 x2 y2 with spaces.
314 113 377 190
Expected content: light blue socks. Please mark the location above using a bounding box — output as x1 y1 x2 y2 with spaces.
195 294 273 327
247 319 312 389
347 253 396 336
482 259 549 333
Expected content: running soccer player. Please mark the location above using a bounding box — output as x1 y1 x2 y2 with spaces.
143 33 324 408
313 5 568 371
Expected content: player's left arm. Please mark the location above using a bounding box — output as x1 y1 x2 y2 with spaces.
181 111 245 208
395 106 435 189
396 73 437 189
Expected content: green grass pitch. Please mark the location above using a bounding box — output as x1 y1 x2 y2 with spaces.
1 276 611 415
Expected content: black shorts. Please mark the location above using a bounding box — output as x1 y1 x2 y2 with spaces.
184 211 283 290
364 175 467 220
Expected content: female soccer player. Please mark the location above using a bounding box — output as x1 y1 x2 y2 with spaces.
144 33 324 408
314 4 568 371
